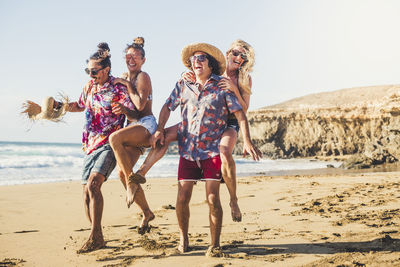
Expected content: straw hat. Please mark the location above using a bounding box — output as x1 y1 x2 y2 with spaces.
181 43 226 75
22 95 69 122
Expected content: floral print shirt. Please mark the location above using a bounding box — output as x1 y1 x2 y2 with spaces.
166 73 242 161
77 76 135 154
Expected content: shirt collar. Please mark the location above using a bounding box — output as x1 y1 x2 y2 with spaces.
97 76 113 90
201 73 221 89
90 76 113 93
209 73 221 82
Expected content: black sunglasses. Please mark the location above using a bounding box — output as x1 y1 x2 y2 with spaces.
85 66 105 76
190 54 208 63
231 50 247 60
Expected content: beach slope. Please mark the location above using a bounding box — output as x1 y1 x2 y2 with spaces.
1 173 400 266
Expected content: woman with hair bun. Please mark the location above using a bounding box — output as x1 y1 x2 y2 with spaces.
109 37 156 232
133 39 258 223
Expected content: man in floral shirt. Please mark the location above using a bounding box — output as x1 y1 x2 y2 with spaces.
151 43 261 256
65 43 136 253
77 77 134 155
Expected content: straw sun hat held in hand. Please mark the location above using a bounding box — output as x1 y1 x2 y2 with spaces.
22 95 69 122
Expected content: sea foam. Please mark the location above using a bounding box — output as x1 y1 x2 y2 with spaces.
0 141 340 186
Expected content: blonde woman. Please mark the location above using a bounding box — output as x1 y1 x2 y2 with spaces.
215 39 255 222
135 39 258 222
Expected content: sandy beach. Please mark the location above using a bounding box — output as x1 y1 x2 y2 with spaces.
2 171 400 267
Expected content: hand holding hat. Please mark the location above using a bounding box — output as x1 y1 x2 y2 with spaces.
22 94 69 122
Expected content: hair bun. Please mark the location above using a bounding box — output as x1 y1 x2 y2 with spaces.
133 37 145 47
97 42 110 59
97 42 110 52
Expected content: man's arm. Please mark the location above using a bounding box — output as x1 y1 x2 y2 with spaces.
233 109 262 161
65 102 85 112
150 103 171 148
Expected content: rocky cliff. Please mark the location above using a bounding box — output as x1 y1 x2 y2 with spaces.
237 85 400 168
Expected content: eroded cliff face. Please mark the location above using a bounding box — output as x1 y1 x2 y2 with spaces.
237 85 400 168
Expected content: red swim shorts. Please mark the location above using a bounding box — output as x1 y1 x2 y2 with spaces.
178 156 222 182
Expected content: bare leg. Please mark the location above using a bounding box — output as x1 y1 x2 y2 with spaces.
205 180 223 248
136 144 169 177
82 185 91 224
117 146 141 208
176 181 194 253
109 125 151 206
77 173 106 253
136 124 178 177
219 128 241 222
120 178 155 232
117 147 155 233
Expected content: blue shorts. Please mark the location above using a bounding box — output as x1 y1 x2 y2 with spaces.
127 115 157 135
82 144 116 184
227 118 239 133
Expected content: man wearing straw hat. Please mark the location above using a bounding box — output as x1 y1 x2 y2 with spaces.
151 42 261 256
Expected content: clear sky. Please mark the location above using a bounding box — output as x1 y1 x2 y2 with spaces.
1 0 400 143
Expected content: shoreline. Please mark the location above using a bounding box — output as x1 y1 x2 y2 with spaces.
1 142 342 186
2 171 400 266
2 160 399 187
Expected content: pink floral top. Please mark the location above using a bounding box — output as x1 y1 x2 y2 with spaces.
77 76 135 154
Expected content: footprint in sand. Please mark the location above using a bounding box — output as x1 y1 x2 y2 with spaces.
110 224 128 228
0 258 26 265
162 204 175 210
74 228 90 232
14 230 39 234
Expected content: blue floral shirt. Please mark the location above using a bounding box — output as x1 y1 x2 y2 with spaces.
166 73 242 161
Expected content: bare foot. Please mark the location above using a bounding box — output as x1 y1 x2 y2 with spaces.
138 210 155 235
205 246 224 257
177 244 190 253
177 236 189 253
130 172 146 184
126 182 139 208
76 237 105 254
230 201 242 222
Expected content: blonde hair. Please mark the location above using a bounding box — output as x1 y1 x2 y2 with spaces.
228 39 255 95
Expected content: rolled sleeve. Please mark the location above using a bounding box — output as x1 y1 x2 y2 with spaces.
225 90 242 114
165 80 182 112
118 87 135 110
77 83 89 109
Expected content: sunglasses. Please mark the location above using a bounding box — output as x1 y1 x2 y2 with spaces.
190 54 208 63
231 50 247 60
85 66 105 76
125 53 141 60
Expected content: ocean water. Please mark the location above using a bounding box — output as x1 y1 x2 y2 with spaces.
0 141 341 186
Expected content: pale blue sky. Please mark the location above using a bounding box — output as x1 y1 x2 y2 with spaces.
1 0 400 143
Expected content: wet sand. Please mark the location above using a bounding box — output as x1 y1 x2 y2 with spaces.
1 171 400 266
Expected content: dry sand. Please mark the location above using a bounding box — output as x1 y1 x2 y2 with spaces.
2 171 400 266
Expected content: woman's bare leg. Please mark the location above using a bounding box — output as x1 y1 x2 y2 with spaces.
109 125 151 207
136 124 178 177
219 128 241 222
118 147 155 231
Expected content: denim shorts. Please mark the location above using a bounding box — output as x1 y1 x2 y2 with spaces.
127 115 157 135
81 144 116 184
227 118 240 133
